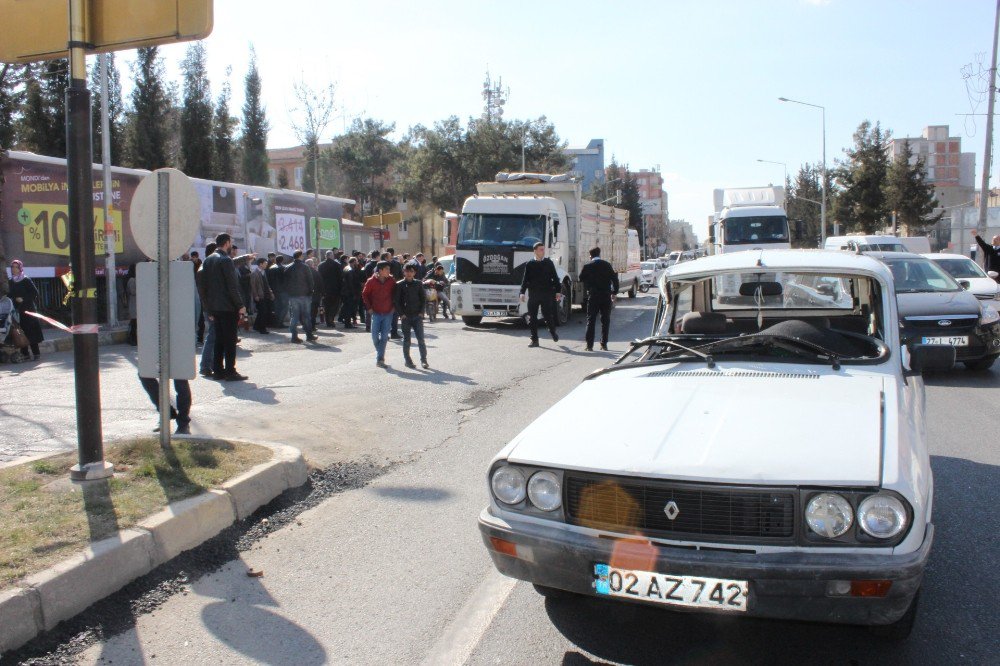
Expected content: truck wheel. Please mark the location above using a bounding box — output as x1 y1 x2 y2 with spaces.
556 282 572 326
964 357 996 371
868 592 920 640
461 315 483 327
628 281 637 299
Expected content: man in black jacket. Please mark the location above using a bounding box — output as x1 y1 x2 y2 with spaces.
394 263 428 368
973 230 1000 281
284 250 317 343
386 247 404 338
578 246 619 351
519 242 562 347
267 256 288 327
318 250 343 327
201 233 248 380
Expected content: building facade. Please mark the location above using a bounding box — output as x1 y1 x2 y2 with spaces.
888 125 976 214
633 167 670 256
564 139 605 192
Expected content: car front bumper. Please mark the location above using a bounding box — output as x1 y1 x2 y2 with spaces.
478 507 933 626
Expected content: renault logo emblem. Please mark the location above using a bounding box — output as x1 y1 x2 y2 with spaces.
938 320 952 327
664 501 680 520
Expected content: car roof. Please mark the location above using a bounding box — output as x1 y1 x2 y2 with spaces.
923 253 973 261
667 249 893 282
863 251 925 261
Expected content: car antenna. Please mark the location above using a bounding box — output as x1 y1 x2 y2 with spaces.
756 250 764 267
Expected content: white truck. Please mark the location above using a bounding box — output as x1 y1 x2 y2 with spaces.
708 186 791 303
451 174 638 327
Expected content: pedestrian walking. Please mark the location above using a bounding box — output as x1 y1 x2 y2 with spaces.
250 257 274 334
394 263 429 368
578 246 619 351
973 230 1000 281
341 257 360 328
7 259 44 361
519 242 562 347
137 367 192 434
200 233 248 380
267 255 288 327
362 261 396 367
319 250 343 328
307 258 324 328
362 250 379 331
285 250 317 343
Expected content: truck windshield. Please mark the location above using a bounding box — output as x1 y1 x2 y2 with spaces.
723 216 789 245
458 213 545 247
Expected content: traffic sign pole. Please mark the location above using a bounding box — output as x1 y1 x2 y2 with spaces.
157 172 171 448
67 0 111 481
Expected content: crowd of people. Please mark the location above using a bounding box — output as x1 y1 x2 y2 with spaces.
192 238 456 378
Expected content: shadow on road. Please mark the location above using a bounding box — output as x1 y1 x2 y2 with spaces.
371 485 453 502
383 366 476 386
922 365 997 388
220 381 279 404
539 454 999 665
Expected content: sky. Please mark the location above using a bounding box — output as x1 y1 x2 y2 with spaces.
117 0 999 240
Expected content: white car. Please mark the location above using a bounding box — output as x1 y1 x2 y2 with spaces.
479 250 948 639
924 252 1000 301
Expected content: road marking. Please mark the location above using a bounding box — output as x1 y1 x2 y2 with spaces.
421 569 518 666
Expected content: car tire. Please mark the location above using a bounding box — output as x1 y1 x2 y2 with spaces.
963 357 996 371
461 315 483 327
868 591 920 640
628 281 637 299
639 283 650 293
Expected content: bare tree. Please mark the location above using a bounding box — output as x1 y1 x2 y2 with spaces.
289 79 337 250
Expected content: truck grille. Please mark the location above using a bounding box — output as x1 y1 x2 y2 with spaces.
565 474 795 543
472 286 520 305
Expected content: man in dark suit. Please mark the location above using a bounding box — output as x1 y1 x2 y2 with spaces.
973 230 1000 281
200 233 248 381
578 246 619 351
318 250 344 327
519 242 563 347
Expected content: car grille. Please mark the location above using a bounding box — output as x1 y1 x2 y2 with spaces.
565 474 796 543
902 315 978 331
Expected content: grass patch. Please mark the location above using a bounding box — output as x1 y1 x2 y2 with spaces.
0 438 271 590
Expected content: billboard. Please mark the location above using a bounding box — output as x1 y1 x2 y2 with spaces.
0 152 353 275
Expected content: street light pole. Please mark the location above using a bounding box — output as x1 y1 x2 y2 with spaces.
756 159 787 193
779 97 827 244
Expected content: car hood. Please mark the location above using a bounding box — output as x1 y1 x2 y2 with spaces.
506 366 885 486
962 277 999 299
895 290 981 318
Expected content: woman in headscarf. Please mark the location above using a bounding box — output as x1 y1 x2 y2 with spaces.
8 259 44 360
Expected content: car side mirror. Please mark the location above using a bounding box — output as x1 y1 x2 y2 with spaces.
908 344 956 373
958 280 971 290
989 271 999 279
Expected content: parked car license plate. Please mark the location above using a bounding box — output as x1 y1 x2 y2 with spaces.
921 336 968 346
482 310 506 316
593 564 748 612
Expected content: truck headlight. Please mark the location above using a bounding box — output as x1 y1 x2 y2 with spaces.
491 465 526 505
980 304 1000 326
527 471 562 511
805 493 854 538
857 495 908 539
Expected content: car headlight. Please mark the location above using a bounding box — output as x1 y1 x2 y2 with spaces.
805 493 854 538
857 495 908 539
491 465 526 505
980 304 1000 326
527 471 562 511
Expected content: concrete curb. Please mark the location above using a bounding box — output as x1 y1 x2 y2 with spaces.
37 328 128 355
0 439 308 655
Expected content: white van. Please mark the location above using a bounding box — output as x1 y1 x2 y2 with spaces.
824 235 908 253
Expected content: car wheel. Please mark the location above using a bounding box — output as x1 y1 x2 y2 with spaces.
868 591 920 640
963 357 996 371
628 281 637 298
461 315 483 327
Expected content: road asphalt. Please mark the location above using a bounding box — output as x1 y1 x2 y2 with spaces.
4 293 998 665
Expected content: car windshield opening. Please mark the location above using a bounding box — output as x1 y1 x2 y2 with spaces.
723 216 789 245
883 258 961 293
933 257 987 280
458 213 545 247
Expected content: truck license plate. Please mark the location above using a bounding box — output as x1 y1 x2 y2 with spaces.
482 310 506 316
921 336 968 346
594 564 748 612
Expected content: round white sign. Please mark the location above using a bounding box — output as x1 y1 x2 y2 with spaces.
129 168 201 260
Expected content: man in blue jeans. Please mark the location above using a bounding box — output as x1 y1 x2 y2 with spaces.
284 250 317 343
362 261 396 367
393 263 429 368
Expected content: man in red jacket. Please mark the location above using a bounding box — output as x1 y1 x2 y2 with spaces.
362 261 396 367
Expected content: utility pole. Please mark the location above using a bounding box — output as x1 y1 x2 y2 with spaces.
67 0 109 480
978 0 1000 233
100 53 117 328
